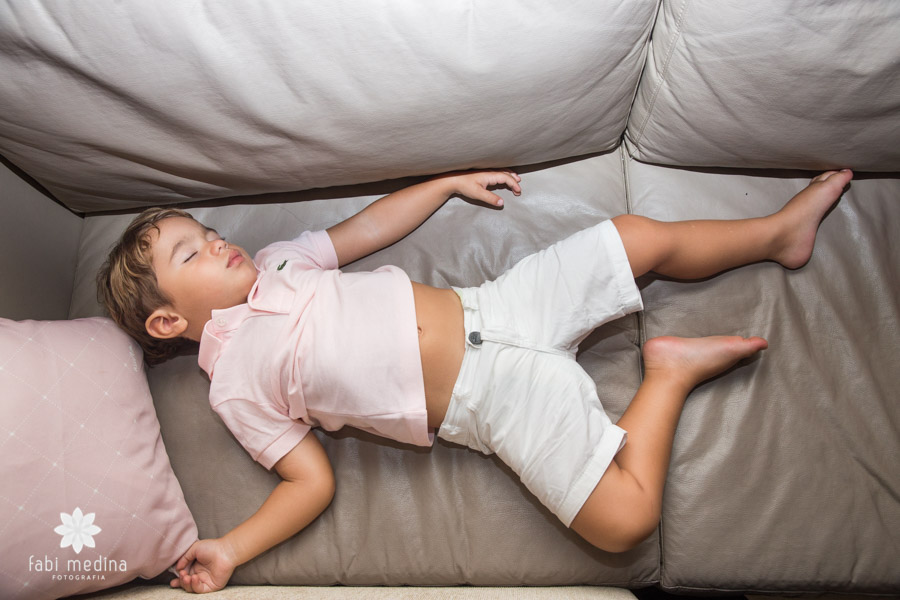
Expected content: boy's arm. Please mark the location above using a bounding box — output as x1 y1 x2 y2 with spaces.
170 433 334 594
326 170 521 267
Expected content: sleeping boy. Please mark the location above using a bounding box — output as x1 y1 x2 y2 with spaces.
98 168 853 593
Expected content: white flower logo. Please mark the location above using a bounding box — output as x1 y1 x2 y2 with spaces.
54 508 101 554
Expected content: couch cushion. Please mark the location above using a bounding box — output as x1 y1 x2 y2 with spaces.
625 0 900 171
627 161 900 592
0 317 198 599
0 0 656 213
70 152 660 585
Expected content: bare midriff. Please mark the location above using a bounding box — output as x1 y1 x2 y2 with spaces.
411 282 466 429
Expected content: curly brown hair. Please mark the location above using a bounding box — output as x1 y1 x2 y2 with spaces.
97 207 197 365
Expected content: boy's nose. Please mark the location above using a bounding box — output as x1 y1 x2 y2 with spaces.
210 239 227 255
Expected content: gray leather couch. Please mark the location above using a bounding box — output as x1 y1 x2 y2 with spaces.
2 0 898 596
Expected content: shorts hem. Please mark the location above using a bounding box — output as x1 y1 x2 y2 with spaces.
556 423 627 527
601 220 644 316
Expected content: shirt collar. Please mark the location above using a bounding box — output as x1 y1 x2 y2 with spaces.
198 302 254 379
197 266 293 378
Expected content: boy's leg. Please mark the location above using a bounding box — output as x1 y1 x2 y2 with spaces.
570 335 768 552
568 172 850 551
613 170 852 279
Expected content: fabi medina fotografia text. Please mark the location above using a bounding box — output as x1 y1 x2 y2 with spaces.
27 507 127 581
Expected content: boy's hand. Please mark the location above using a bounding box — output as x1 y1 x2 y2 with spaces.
169 538 237 594
443 170 522 207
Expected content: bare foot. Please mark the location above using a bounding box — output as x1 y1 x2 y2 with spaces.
643 335 769 391
770 170 853 269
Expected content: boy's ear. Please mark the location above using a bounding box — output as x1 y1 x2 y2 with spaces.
145 306 189 340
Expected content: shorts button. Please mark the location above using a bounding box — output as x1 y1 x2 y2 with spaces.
468 331 482 346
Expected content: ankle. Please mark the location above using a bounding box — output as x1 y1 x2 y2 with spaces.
764 213 794 263
642 364 698 396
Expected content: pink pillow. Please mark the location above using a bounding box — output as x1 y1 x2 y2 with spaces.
0 318 198 599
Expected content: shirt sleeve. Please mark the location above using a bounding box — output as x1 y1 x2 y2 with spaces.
212 396 311 470
254 230 339 271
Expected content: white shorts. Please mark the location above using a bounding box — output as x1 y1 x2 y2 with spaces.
438 220 644 527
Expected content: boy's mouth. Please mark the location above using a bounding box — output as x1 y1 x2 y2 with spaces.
227 249 243 268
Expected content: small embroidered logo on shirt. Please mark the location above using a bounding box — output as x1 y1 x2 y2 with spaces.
277 260 288 271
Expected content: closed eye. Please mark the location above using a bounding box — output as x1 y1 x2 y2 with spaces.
183 251 197 263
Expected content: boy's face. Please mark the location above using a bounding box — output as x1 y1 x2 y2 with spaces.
147 216 257 339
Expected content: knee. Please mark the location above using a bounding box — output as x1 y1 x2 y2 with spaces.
606 513 659 553
611 214 652 239
596 516 659 553
572 498 660 553
592 516 658 553
610 214 667 278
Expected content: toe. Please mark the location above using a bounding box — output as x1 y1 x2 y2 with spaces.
745 336 769 351
815 169 853 186
812 171 839 182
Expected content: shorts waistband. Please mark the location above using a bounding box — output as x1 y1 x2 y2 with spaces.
439 287 484 450
452 286 574 358
452 286 477 311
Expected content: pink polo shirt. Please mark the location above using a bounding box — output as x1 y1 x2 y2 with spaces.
198 230 431 470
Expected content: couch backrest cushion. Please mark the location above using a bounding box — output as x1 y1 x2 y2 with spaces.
0 0 657 213
625 0 900 171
